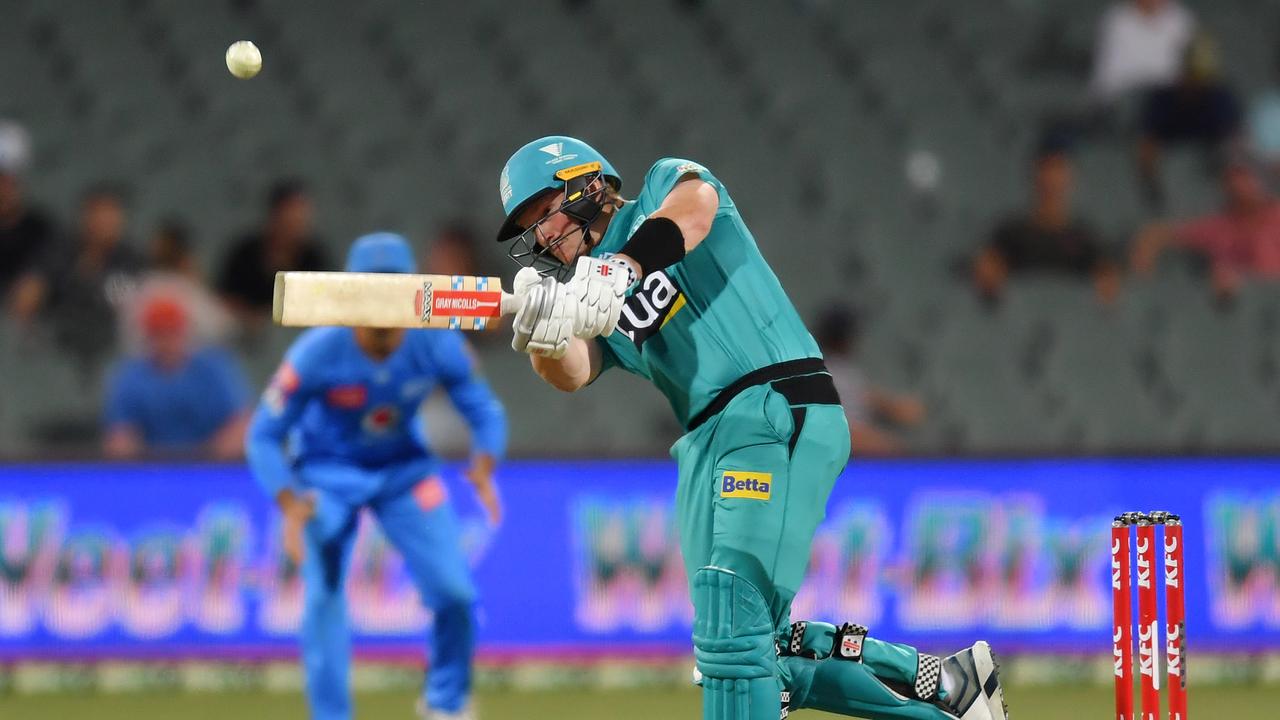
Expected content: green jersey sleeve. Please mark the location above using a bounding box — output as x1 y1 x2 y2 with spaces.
588 157 822 427
637 158 732 214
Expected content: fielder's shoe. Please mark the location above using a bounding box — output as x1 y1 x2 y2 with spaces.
415 697 476 720
938 641 1008 720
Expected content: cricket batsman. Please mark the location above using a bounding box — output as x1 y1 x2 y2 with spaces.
495 136 1008 720
246 232 506 720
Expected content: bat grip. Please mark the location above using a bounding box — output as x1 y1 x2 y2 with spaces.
499 292 521 317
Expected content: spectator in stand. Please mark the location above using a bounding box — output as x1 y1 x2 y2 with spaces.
103 295 251 459
1131 157 1280 299
11 183 144 372
121 218 234 352
150 218 199 278
424 221 480 277
1090 0 1195 105
0 120 57 317
1248 48 1280 176
974 136 1120 305
814 306 924 456
418 221 487 454
1137 34 1244 211
217 179 329 324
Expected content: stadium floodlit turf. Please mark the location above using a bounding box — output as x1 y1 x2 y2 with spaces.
2 685 1277 719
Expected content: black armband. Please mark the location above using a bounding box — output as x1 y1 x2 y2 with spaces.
619 217 686 277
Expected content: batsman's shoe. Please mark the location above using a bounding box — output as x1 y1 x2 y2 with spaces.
938 641 1008 720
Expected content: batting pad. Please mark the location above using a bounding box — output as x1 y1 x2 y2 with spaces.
692 566 781 720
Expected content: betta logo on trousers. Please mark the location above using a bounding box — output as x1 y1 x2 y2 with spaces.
721 471 772 500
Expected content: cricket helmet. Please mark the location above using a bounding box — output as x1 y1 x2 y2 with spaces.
346 232 416 274
494 135 622 276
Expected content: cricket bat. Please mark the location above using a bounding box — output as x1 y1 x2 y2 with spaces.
272 271 520 330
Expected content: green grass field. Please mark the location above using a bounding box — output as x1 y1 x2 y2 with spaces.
3 685 1276 719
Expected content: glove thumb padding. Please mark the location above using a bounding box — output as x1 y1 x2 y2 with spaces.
511 275 545 354
513 266 543 297
511 273 570 358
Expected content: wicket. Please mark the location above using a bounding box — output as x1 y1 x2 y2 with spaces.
1111 511 1188 720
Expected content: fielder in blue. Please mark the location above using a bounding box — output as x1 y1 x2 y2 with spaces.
245 233 507 720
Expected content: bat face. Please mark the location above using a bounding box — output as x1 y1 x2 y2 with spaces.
274 272 517 330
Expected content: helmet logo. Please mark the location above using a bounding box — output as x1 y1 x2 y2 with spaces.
499 165 512 204
538 141 579 165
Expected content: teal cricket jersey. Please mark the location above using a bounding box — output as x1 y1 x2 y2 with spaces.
590 158 822 427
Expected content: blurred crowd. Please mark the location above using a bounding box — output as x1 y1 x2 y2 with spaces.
974 0 1280 307
3 0 1280 459
0 119 487 460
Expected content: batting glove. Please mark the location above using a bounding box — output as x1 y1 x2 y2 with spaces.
511 267 574 359
568 256 635 339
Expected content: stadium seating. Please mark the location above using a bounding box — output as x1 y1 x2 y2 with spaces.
2 0 1276 456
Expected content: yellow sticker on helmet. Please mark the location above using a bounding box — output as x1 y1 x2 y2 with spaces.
554 161 602 182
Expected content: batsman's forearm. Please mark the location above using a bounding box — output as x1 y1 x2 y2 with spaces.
530 337 597 392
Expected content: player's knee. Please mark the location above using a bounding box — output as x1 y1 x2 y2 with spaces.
303 581 346 617
419 578 476 612
302 542 348 595
302 562 348 612
691 566 775 680
431 598 473 626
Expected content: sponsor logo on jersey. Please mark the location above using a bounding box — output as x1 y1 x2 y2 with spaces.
361 404 400 434
326 384 367 409
263 386 286 415
616 271 686 348
263 363 300 415
720 471 772 500
272 363 300 392
413 476 448 511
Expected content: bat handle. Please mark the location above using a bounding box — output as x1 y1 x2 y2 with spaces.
498 292 521 317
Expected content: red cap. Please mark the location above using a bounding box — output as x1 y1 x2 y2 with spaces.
141 296 188 336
